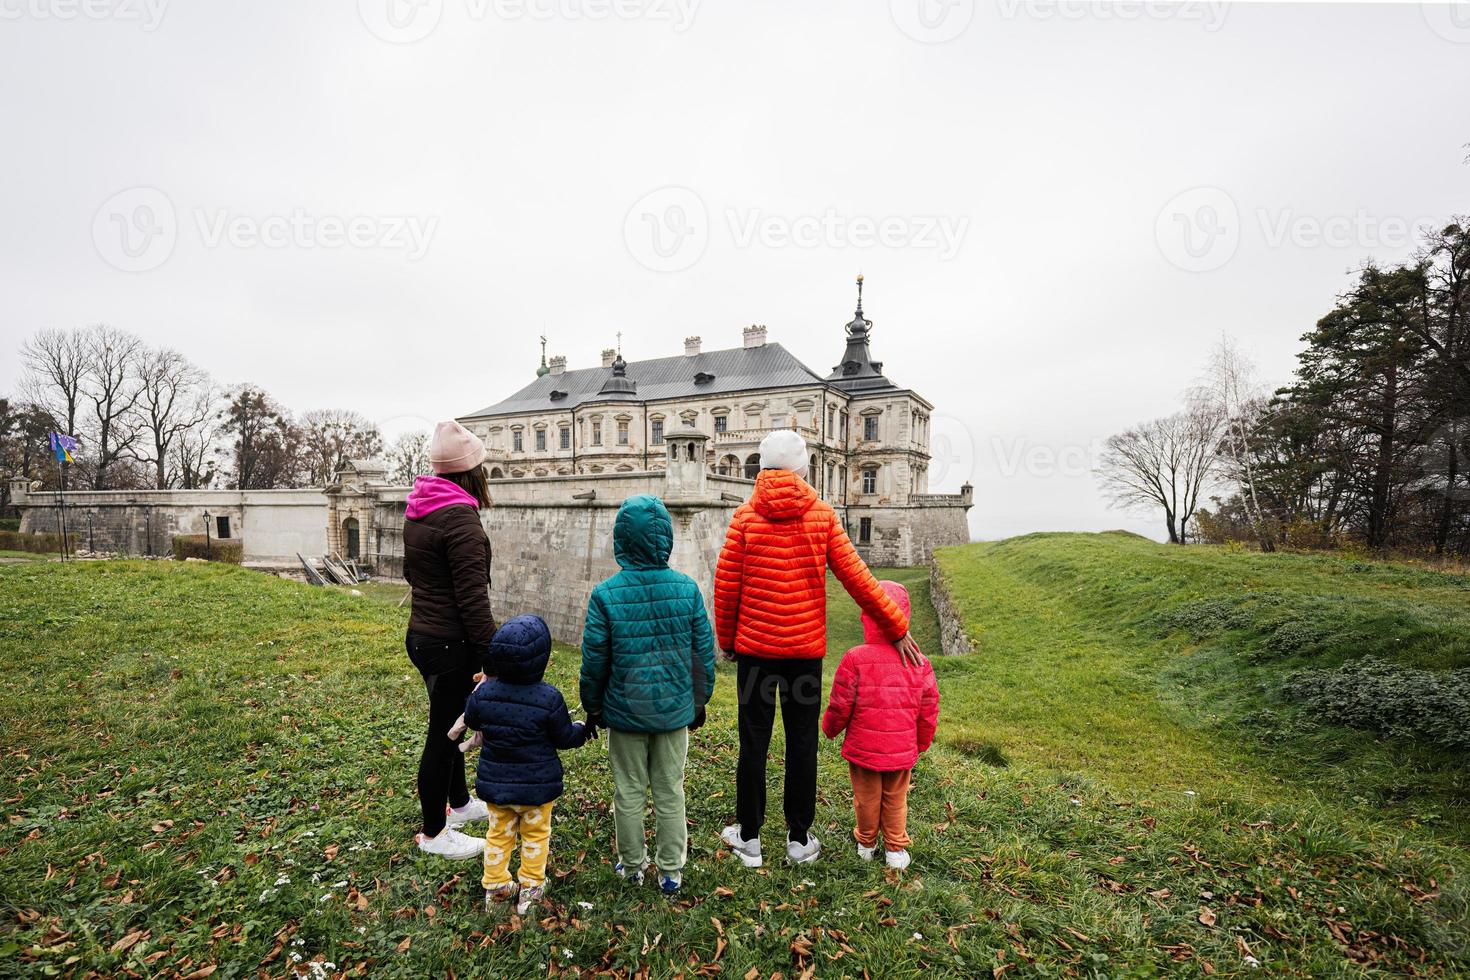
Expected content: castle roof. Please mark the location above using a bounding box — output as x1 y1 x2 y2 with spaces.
461 342 832 419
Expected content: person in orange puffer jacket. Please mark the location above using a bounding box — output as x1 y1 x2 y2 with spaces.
714 430 924 867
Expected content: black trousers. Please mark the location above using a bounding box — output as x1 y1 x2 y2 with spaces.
735 655 824 845
406 630 478 837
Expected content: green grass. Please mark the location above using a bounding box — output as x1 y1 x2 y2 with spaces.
1 547 1467 976
932 533 1470 835
0 550 56 562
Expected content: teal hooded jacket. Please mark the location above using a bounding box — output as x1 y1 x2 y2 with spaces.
579 494 717 734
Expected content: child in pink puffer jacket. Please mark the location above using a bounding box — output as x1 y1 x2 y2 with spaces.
821 580 940 870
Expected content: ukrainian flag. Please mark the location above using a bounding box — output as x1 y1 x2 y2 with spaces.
49 432 78 463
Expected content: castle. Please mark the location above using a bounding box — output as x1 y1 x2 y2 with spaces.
455 276 972 567
12 279 972 640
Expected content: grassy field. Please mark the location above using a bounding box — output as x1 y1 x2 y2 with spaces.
1 540 1467 977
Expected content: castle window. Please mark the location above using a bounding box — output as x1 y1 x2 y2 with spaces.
714 415 727 434
617 421 629 446
840 412 849 440
216 516 231 539
859 518 872 544
513 431 524 452
744 453 761 480
559 426 570 450
535 430 546 452
864 416 879 441
827 406 835 435
651 419 664 445
591 421 602 446
669 444 679 462
862 467 877 494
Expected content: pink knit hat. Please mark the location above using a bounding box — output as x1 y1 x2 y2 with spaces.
429 420 486 474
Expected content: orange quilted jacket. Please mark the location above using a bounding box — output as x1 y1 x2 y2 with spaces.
714 470 910 659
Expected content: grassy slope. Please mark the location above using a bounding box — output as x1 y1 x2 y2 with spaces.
932 533 1470 833
0 555 1466 976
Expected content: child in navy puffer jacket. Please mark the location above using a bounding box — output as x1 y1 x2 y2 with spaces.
462 615 593 915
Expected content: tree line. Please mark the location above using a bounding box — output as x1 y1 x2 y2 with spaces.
1 325 434 507
1099 217 1470 556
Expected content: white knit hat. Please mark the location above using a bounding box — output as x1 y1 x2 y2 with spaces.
429 420 486 474
758 429 809 478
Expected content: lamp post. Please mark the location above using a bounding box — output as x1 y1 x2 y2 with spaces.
202 510 212 558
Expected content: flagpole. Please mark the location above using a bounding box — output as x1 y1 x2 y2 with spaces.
56 452 69 562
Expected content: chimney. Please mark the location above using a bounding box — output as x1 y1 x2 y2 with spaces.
684 336 701 356
601 348 617 368
743 324 767 349
548 355 567 375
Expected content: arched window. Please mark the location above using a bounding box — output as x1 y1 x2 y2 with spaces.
744 453 761 480
719 453 741 476
342 517 360 560
809 455 819 491
488 467 503 480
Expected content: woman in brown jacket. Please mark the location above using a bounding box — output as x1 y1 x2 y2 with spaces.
402 421 497 861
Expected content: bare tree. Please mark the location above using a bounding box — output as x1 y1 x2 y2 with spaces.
300 409 383 486
1197 335 1277 551
132 347 213 488
1098 406 1223 544
80 325 144 489
170 387 224 489
387 430 430 484
19 328 85 485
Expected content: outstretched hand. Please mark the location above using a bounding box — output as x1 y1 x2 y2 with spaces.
895 632 925 668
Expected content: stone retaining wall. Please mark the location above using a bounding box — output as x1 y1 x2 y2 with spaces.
929 553 976 656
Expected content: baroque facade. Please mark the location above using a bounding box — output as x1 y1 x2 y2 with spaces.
458 278 971 565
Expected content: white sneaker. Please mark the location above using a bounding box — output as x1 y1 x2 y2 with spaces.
786 834 821 865
856 842 879 862
447 799 489 827
885 849 911 870
720 825 763 868
415 828 483 861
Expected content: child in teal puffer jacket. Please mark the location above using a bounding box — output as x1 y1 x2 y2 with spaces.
579 494 716 896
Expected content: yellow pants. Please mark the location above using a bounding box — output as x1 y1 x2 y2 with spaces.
482 801 554 889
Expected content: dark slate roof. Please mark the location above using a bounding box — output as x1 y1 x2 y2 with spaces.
461 343 834 418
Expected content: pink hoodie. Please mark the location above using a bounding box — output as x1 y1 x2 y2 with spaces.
821 581 940 772
404 475 478 520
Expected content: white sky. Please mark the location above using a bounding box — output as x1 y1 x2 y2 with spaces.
2 0 1467 541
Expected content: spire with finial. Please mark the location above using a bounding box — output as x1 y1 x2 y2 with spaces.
536 335 550 378
826 273 894 391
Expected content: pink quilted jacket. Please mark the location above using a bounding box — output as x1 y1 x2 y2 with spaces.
821 582 940 772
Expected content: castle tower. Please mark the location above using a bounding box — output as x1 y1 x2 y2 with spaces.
663 426 711 500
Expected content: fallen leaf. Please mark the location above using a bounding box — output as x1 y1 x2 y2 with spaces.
180 967 217 980
397 937 412 952
1198 907 1217 927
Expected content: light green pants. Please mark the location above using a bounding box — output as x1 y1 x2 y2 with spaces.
608 727 689 878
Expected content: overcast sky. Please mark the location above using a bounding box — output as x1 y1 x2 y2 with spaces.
2 0 1467 541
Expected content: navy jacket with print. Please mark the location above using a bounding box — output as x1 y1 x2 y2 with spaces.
464 615 589 807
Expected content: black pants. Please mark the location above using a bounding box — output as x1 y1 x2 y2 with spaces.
406 631 478 837
735 655 823 845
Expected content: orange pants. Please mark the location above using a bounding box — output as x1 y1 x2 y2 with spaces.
848 763 911 850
